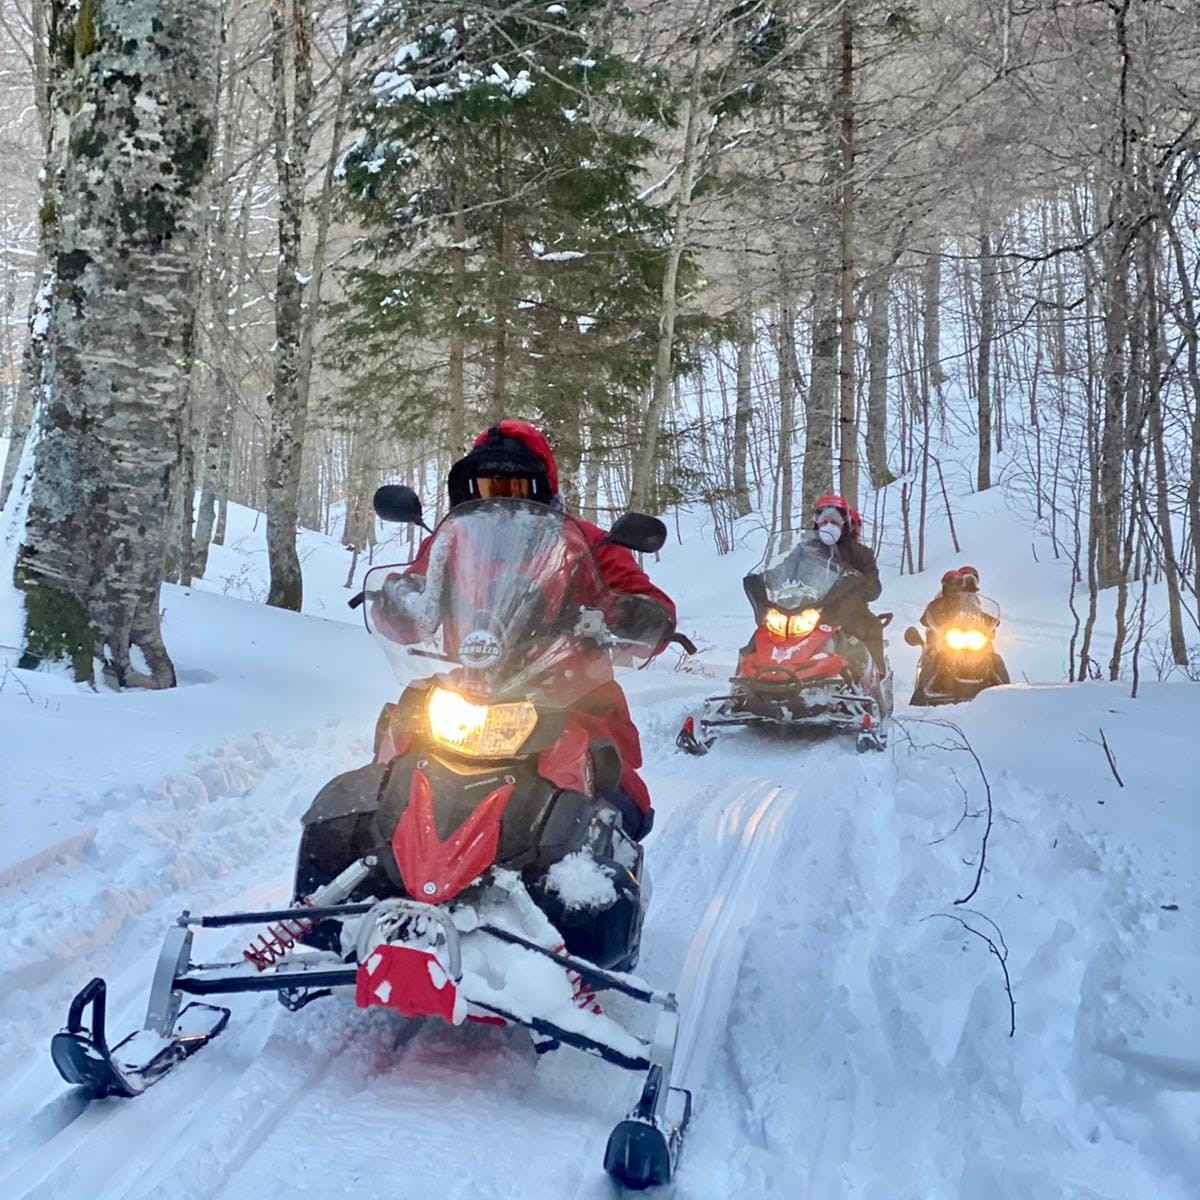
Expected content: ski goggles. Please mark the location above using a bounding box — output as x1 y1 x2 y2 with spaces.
474 475 534 500
814 506 847 526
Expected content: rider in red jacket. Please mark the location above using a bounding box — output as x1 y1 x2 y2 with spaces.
390 420 675 838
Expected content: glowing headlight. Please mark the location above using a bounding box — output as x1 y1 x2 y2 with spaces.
765 607 790 639
426 687 537 758
765 606 822 640
789 608 820 638
945 627 989 652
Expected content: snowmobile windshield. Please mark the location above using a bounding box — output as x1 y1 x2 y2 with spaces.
756 541 856 610
926 594 1001 630
361 499 671 706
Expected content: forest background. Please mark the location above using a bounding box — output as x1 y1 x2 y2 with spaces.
0 0 1196 692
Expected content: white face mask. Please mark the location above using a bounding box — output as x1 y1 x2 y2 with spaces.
817 524 842 546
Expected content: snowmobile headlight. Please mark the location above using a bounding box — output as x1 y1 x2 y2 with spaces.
426 687 537 758
764 607 790 639
945 627 989 652
789 608 821 638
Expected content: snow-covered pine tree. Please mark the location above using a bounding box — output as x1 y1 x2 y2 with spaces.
335 0 685 481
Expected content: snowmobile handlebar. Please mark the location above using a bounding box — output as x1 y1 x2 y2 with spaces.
669 632 698 655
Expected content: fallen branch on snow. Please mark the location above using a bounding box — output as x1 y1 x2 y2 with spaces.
895 717 994 905
923 910 1016 1038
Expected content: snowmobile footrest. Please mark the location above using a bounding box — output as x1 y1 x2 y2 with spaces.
51 977 229 1099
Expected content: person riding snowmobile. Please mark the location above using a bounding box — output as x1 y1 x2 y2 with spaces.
377 420 675 839
919 565 994 632
765 494 885 675
910 565 1007 703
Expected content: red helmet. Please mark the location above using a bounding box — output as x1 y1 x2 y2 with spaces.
941 569 960 587
813 494 862 536
957 564 980 592
447 420 560 508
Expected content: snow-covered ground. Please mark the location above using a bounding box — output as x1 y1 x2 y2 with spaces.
0 483 1196 1198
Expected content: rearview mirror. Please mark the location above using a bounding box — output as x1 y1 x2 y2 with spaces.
903 626 924 647
606 513 667 555
374 485 425 525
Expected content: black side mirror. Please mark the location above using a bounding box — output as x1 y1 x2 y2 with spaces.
374 485 425 526
606 513 667 555
903 626 924 647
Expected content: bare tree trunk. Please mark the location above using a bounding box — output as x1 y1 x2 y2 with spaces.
17 0 219 685
836 5 858 508
0 0 52 512
976 226 995 492
864 271 893 486
1140 222 1186 665
266 0 313 611
805 253 838 514
629 31 708 512
1164 212 1200 627
448 104 467 453
732 307 753 517
922 250 944 411
0 276 46 511
777 298 797 552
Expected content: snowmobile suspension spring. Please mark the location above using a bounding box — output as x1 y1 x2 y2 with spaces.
243 915 315 971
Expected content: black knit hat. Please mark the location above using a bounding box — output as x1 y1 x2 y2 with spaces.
447 425 555 508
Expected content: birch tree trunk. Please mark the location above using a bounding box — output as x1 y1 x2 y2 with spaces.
777 298 797 552
266 0 313 611
836 4 858 509
16 0 219 686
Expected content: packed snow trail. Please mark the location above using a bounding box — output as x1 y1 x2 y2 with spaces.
8 710 1194 1199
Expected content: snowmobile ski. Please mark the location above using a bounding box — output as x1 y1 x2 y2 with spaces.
50 891 693 1185
51 975 229 1099
604 1003 692 1189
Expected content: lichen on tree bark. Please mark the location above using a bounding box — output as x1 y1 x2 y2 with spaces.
15 0 220 687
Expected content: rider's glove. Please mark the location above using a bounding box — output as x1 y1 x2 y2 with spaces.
610 594 673 645
380 572 425 618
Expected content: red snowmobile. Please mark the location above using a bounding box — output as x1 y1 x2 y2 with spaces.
678 540 892 755
50 492 690 1190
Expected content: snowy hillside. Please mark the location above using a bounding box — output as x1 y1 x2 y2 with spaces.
0 487 1196 1199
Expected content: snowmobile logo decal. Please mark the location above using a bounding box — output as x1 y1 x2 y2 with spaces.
459 628 503 667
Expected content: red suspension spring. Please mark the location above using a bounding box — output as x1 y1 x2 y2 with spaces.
242 914 315 971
